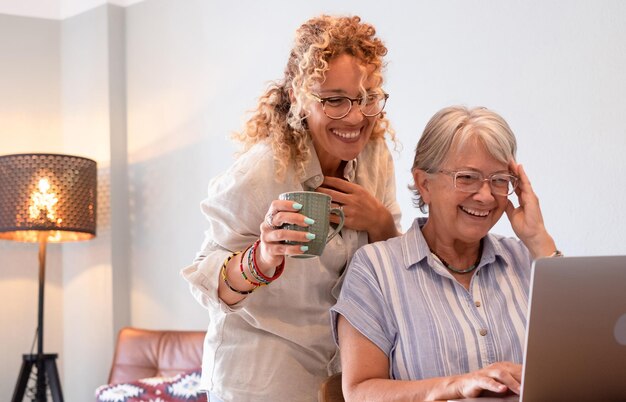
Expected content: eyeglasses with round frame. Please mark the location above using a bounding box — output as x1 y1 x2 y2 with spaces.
439 170 519 196
311 92 389 120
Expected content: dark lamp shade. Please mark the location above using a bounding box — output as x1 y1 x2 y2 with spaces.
0 153 97 243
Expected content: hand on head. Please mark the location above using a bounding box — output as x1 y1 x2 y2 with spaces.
505 161 556 258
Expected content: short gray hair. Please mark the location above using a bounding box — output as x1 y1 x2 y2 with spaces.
409 106 517 212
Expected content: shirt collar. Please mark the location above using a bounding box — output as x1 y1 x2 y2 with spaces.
401 218 430 269
401 217 508 270
301 139 357 190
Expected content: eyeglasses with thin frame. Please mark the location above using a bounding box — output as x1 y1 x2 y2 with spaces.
439 170 519 196
311 92 389 120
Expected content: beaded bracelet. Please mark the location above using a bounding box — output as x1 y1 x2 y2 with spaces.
221 251 258 295
246 243 272 285
240 244 265 287
550 249 564 257
251 239 285 283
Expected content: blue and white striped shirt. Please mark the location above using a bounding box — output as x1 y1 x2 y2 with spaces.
331 218 532 380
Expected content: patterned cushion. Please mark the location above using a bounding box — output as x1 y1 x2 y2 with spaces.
95 369 207 402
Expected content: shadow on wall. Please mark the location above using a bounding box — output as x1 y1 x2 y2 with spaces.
126 134 235 328
127 131 236 249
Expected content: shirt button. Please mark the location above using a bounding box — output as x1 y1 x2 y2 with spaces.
475 301 481 307
479 329 488 336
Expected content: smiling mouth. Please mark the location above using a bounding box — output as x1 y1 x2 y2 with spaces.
460 206 490 217
331 128 361 139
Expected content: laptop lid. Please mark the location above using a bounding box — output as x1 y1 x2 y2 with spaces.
520 255 626 402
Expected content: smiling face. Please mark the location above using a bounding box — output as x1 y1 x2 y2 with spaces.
417 138 510 246
305 54 380 176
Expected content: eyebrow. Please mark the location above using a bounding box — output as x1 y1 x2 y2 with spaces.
454 167 512 175
316 88 376 97
317 89 348 95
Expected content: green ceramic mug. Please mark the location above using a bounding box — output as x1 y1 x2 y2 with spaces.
279 191 345 258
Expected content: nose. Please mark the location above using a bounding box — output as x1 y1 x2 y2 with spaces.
473 179 495 201
341 100 365 123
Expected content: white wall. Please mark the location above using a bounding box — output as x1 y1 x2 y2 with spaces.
124 0 218 330
60 5 120 399
1 0 625 400
0 0 144 19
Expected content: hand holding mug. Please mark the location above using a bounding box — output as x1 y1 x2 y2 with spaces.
279 191 344 258
259 199 315 268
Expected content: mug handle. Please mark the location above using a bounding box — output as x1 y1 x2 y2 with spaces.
326 208 345 243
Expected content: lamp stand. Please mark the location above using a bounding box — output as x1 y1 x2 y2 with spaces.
12 234 64 402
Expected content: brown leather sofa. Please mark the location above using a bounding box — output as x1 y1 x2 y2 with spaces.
108 326 206 384
105 327 341 402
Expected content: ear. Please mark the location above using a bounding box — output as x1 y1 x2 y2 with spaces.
288 88 296 104
412 168 432 205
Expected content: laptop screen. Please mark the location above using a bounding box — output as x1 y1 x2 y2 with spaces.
520 255 626 401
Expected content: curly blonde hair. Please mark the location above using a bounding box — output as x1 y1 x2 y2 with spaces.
233 15 395 179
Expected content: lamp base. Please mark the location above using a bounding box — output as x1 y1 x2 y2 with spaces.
12 353 63 402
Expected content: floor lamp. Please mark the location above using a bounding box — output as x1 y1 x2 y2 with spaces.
0 154 97 402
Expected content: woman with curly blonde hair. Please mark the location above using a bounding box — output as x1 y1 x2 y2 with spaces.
183 14 401 402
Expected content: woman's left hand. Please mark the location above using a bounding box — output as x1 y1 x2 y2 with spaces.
317 177 399 243
505 161 556 258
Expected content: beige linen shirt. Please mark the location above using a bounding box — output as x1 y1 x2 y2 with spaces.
181 139 401 402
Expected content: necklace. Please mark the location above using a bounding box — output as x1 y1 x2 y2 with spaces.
431 251 481 274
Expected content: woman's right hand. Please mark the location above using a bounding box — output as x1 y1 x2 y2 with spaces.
256 199 316 270
219 199 315 305
447 362 521 399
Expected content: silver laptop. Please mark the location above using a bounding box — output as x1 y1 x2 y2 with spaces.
451 255 626 402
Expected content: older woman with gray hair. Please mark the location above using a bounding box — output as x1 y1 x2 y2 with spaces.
331 106 559 401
